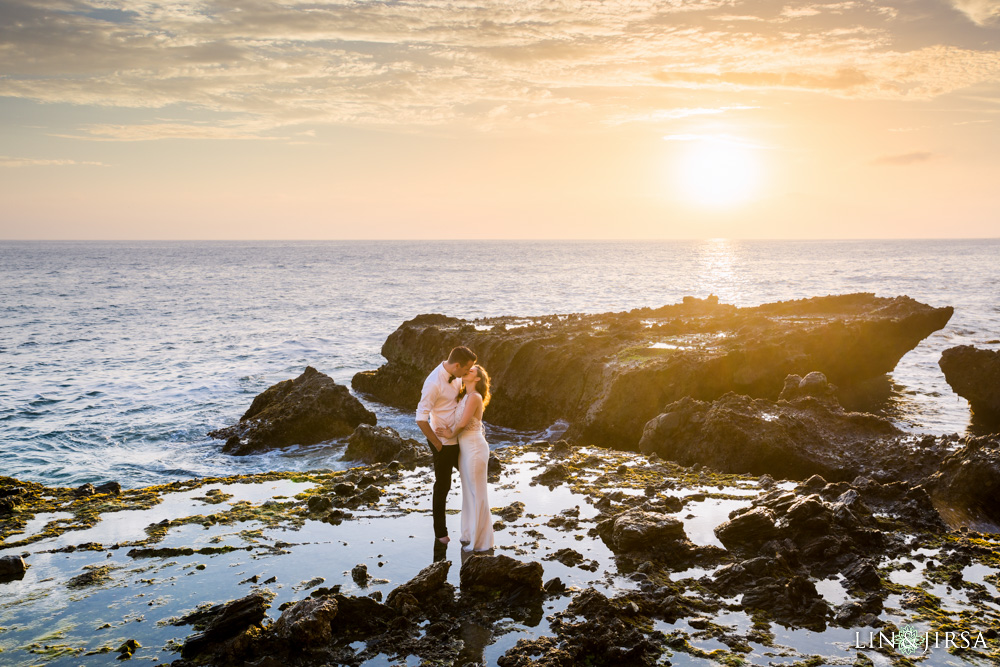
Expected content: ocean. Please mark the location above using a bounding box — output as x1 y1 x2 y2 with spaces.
2 239 998 489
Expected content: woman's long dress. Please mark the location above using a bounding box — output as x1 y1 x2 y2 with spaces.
456 393 494 552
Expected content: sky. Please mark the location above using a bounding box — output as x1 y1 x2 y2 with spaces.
1 0 999 239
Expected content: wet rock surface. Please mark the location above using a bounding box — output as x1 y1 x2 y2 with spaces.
926 435 1000 530
353 294 952 447
637 376 903 480
343 424 430 465
210 366 376 455
940 345 1000 425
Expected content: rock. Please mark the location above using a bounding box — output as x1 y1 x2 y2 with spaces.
488 455 502 475
714 507 779 554
353 295 951 448
344 424 430 465
117 639 140 658
543 577 567 595
74 483 96 498
497 501 525 522
271 597 338 646
358 486 381 504
460 555 544 599
637 389 902 481
597 510 686 553
333 482 356 496
741 574 830 631
0 555 28 582
210 366 376 455
385 561 451 613
532 463 571 486
95 481 121 495
179 591 271 658
939 346 1000 423
498 587 665 666
307 495 333 513
925 436 1000 529
352 564 371 586
330 594 396 634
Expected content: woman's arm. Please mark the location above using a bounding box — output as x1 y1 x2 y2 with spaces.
436 393 483 439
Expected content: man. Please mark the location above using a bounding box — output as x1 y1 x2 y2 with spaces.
416 345 477 544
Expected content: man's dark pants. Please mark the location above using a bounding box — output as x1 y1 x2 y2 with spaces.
430 441 460 539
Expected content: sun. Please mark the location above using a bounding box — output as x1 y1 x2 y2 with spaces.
673 139 762 208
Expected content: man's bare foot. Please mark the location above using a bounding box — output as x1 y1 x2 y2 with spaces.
437 536 450 544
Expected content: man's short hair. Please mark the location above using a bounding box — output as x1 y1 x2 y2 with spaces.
448 346 477 365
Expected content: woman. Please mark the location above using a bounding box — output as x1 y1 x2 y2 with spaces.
435 365 494 552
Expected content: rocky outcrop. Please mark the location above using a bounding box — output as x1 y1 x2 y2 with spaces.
353 295 951 448
460 555 544 599
637 374 902 480
385 561 452 616
940 346 1000 424
270 597 338 646
925 436 1000 531
210 366 376 455
178 591 272 659
710 477 895 630
344 425 430 465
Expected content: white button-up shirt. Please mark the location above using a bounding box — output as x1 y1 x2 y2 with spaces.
416 362 461 446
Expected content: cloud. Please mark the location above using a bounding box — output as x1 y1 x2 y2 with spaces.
869 151 936 165
604 105 757 125
0 156 107 167
54 122 275 141
654 68 872 92
1 0 999 137
949 0 1000 25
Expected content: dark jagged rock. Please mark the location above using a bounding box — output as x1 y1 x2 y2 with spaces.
353 294 951 448
210 366 376 455
385 561 452 615
343 424 430 465
596 508 721 568
179 591 271 658
498 587 667 666
638 378 902 480
532 463 572 486
270 597 338 646
460 555 544 599
709 478 904 630
488 454 503 475
925 436 1000 530
0 555 28 582
940 346 1000 424
74 483 96 498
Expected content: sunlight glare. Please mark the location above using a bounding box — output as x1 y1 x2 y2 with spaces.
674 140 761 208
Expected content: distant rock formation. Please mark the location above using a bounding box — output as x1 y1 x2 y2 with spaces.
353 294 952 449
210 366 376 455
939 345 1000 425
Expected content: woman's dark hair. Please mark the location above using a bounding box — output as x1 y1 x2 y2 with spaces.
457 365 492 408
448 346 477 365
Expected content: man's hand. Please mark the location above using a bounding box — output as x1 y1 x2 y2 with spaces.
417 420 443 452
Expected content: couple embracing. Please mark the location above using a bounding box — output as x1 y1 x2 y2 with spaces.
416 346 494 553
